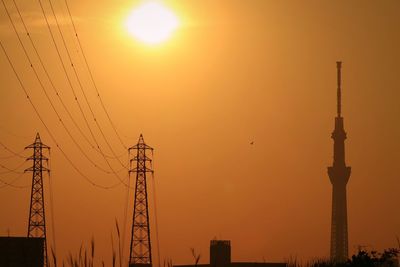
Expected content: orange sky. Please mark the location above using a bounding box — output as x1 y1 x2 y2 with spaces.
0 0 399 266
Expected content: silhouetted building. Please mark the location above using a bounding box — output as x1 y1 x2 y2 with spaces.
174 240 286 267
0 236 44 267
210 240 231 267
328 62 351 262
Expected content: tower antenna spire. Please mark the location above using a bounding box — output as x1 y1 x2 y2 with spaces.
337 61 342 117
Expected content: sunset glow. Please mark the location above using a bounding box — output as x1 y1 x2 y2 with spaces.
0 1 399 266
125 2 179 45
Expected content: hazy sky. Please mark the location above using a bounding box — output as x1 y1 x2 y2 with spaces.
0 0 399 266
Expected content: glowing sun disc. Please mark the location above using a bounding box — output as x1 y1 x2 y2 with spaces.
125 2 179 45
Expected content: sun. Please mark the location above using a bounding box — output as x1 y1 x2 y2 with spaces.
125 2 179 45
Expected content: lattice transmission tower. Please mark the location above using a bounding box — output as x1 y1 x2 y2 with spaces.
128 134 154 267
25 133 50 267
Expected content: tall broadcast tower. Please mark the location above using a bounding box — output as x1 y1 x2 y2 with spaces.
129 134 154 267
328 62 351 262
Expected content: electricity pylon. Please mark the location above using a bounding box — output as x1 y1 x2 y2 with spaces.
25 133 50 267
128 134 153 267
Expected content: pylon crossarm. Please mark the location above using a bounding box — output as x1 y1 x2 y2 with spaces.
131 155 152 162
27 155 49 160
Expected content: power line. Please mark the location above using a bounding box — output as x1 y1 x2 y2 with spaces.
0 172 29 189
0 141 27 159
122 159 132 265
45 0 128 170
47 151 57 264
150 151 161 267
1 0 118 174
64 0 128 151
0 125 30 139
2 1 131 189
32 0 130 189
0 40 122 190
31 0 133 188
11 0 121 160
0 161 27 174
36 0 120 164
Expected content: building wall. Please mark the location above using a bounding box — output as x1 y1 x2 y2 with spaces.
210 240 231 267
0 236 44 267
